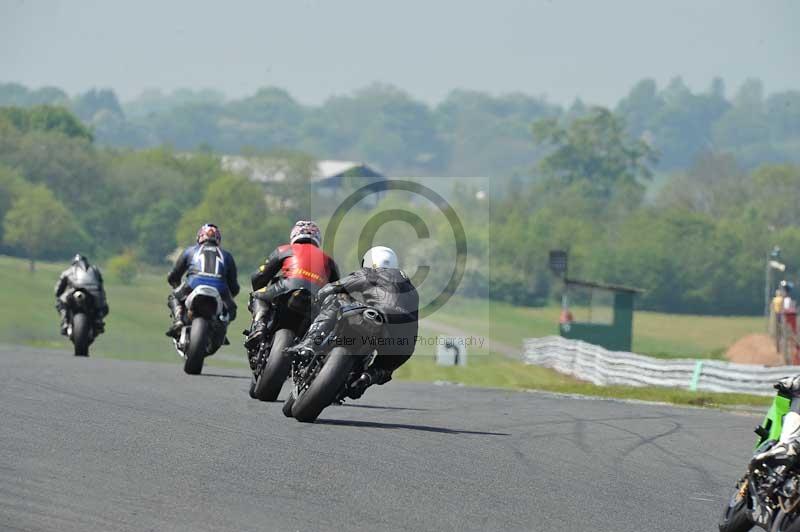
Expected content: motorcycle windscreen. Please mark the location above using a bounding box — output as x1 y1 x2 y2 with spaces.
755 394 792 449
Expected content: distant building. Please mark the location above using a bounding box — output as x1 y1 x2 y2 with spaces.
221 156 386 194
313 160 385 194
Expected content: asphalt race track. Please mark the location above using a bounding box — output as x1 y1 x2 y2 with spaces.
0 346 761 532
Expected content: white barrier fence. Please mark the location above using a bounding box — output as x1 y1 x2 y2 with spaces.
523 336 797 396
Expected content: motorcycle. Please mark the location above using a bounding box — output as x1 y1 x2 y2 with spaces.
64 289 97 357
246 288 315 402
283 303 386 422
719 384 800 531
172 285 230 375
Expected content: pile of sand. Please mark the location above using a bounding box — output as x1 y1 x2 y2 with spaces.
725 333 785 366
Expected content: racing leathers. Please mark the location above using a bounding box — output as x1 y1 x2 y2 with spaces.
166 243 239 336
753 375 800 468
244 243 339 353
55 261 109 335
288 267 419 397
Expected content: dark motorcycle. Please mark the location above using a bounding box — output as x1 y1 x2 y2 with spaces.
283 303 385 422
247 288 315 402
65 289 97 357
719 385 800 531
172 285 229 375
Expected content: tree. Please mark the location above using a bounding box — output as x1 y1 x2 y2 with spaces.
650 78 730 168
748 164 800 229
532 107 657 201
133 199 181 264
0 105 93 141
657 152 747 217
148 102 223 150
71 88 124 122
434 89 559 177
0 165 26 244
2 184 87 271
176 174 293 270
106 250 139 284
0 83 68 107
91 110 150 147
713 78 770 150
242 149 317 219
615 78 662 137
213 87 302 151
315 84 447 174
766 91 800 141
2 129 107 246
124 88 225 118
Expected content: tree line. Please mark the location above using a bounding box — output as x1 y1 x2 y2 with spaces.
1 103 798 315
0 105 301 275
1 78 799 180
492 108 800 315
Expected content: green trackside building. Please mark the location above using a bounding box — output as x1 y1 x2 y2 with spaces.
559 278 643 352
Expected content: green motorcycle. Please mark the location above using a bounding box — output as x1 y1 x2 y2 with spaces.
719 386 800 532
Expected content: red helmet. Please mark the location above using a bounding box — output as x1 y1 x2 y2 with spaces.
290 220 321 247
197 223 221 245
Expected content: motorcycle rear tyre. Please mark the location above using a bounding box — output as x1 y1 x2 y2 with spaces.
184 318 209 375
291 347 354 423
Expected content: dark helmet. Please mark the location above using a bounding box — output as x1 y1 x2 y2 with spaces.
72 254 90 270
290 220 322 247
781 280 794 294
197 223 221 245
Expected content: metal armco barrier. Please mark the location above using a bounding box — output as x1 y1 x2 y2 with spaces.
524 336 797 396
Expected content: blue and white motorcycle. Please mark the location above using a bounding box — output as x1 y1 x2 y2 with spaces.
173 285 230 375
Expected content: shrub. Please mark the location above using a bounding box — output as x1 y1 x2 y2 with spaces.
106 251 138 285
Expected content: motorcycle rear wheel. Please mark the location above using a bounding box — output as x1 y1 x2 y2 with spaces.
184 318 209 375
253 329 294 402
72 312 91 357
291 347 354 423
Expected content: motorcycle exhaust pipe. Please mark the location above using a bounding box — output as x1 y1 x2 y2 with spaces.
363 308 384 325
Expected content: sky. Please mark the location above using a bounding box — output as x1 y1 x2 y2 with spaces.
1 0 798 106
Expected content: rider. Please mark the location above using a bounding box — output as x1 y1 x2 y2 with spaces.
286 246 418 399
166 223 239 337
55 254 109 335
753 376 800 467
243 220 339 358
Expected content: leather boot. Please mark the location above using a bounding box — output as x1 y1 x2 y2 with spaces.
59 310 69 336
166 295 185 338
347 367 393 399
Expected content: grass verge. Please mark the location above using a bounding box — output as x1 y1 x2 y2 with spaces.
395 353 772 408
0 255 771 408
425 296 764 359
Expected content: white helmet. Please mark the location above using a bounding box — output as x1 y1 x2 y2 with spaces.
361 246 399 269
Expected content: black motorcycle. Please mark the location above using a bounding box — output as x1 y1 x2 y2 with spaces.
283 303 386 422
64 289 97 357
172 285 230 375
720 386 800 531
247 288 315 402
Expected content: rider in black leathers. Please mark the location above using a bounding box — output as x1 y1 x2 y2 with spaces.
166 223 240 337
287 246 418 398
55 254 109 335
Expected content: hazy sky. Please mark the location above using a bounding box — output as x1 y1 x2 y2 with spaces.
1 0 798 106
